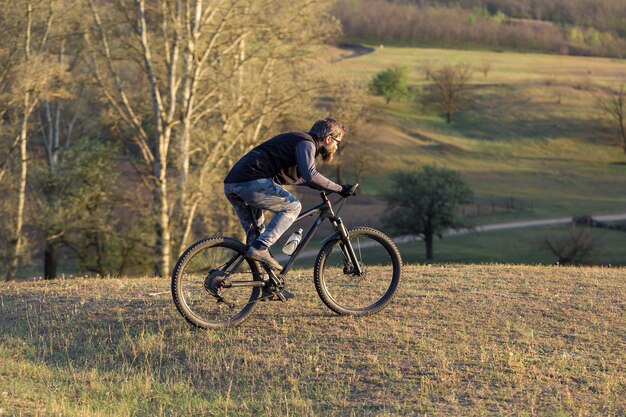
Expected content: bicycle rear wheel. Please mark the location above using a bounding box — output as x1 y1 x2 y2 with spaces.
171 237 262 329
314 227 402 316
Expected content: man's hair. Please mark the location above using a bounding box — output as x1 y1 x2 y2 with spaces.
308 118 346 141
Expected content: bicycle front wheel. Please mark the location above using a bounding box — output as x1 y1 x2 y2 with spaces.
314 227 402 316
171 237 262 329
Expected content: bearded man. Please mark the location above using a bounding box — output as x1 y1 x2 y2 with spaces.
223 118 353 272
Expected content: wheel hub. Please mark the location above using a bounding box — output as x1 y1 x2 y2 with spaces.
204 269 227 295
343 261 366 277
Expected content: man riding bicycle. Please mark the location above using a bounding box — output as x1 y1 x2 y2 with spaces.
223 118 354 273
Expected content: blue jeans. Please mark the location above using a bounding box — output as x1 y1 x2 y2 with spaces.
224 179 302 247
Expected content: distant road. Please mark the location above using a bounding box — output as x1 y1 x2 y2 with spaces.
393 213 626 244
278 213 626 261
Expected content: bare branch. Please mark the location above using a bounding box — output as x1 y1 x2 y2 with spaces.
86 0 154 163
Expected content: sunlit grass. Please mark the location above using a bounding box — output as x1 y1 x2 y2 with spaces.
1 267 624 416
335 46 626 87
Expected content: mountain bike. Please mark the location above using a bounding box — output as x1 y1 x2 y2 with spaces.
171 184 402 329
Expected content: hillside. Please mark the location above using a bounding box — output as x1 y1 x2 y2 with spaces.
332 46 626 208
1 265 624 415
310 45 626 264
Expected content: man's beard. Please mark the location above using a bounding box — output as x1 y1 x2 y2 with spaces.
320 145 335 163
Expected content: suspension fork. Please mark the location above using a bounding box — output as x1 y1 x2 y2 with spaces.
333 217 364 276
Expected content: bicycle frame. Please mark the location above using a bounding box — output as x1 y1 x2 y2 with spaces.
221 191 363 289
280 191 363 276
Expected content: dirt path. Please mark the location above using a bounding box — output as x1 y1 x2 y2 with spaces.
332 44 375 62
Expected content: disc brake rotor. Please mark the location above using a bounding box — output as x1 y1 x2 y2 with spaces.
204 269 227 295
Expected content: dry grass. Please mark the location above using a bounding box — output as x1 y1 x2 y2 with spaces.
1 265 625 416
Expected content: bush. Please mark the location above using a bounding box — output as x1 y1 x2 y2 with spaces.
369 67 410 104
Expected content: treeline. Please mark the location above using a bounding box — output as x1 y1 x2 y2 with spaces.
0 0 348 279
421 0 626 37
334 0 626 57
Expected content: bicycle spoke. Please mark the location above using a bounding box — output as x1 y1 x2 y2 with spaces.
315 228 401 315
173 240 261 328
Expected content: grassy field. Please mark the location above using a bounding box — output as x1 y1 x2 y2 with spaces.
1 266 624 416
329 46 626 219
395 223 626 266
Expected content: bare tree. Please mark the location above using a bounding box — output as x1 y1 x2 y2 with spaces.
423 63 473 123
322 81 368 183
349 128 381 183
480 59 492 77
33 6 88 279
596 84 626 153
543 224 597 265
421 59 436 81
1 0 67 280
85 0 338 276
85 0 245 276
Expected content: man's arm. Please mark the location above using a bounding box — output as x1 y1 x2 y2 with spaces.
295 141 343 192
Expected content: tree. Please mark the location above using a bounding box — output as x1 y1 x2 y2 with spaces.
369 67 409 104
1 0 68 280
543 224 597 265
49 138 155 277
382 166 472 260
32 3 87 279
320 80 381 184
596 84 626 153
480 59 492 77
85 0 339 276
421 59 437 81
422 63 473 123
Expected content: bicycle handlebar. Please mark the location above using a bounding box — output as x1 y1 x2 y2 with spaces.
323 183 359 198
345 183 359 195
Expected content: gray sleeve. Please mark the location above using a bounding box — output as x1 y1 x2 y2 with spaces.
295 141 343 193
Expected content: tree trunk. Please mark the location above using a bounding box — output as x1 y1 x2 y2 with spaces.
424 232 434 261
153 156 171 278
619 114 626 153
7 93 31 281
7 1 34 281
446 112 451 123
44 242 57 280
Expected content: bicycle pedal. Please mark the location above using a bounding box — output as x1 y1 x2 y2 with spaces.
278 289 295 301
266 270 285 288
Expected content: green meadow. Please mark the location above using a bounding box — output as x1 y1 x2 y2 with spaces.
395 224 626 265
331 46 626 219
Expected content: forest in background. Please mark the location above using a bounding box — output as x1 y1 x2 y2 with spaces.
3 0 626 280
0 0 374 280
334 0 626 57
412 0 626 34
